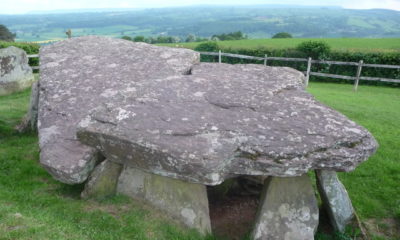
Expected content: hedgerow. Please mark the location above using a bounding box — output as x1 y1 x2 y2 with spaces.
195 42 400 86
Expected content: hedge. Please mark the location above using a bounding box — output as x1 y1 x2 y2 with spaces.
195 42 400 87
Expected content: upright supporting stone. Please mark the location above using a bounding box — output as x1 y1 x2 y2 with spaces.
316 170 354 232
252 175 319 240
117 166 211 235
16 81 39 132
81 159 123 199
28 81 40 131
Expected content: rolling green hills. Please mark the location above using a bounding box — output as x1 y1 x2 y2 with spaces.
1 5 400 42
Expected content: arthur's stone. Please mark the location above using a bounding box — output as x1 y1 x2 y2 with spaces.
0 46 34 96
38 36 199 184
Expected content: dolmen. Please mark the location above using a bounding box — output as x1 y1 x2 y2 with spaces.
0 46 34 96
34 36 378 239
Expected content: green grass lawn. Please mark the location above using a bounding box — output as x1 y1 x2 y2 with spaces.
0 82 399 239
161 38 400 53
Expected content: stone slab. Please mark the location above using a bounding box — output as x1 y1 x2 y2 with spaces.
117 166 211 235
252 175 319 240
38 36 200 184
77 62 378 185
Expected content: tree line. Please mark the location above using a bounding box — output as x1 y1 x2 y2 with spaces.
121 31 249 44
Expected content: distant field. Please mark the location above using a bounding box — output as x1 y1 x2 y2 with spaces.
162 38 400 53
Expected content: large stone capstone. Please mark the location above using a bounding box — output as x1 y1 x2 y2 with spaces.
77 58 378 185
38 36 200 184
0 46 34 96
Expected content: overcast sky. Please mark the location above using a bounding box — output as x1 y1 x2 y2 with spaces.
1 0 400 14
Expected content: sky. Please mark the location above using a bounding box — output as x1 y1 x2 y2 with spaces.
1 0 400 14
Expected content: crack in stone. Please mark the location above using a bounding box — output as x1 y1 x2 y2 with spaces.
92 116 117 126
206 99 257 112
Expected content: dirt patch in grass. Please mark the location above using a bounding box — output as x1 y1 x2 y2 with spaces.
83 200 132 219
364 218 400 239
209 194 259 239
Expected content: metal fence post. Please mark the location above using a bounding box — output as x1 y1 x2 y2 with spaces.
218 50 222 64
305 57 312 87
264 54 268 66
353 60 364 92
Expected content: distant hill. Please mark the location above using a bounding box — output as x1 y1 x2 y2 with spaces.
26 8 141 14
0 5 399 42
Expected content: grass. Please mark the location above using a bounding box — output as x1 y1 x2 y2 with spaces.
161 38 400 53
308 83 400 240
0 82 399 239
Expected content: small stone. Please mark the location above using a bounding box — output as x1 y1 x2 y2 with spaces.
0 46 34 96
14 213 23 218
316 170 354 232
252 175 319 240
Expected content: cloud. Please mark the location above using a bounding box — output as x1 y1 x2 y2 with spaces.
342 0 400 10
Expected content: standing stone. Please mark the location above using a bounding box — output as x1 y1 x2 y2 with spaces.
117 166 211 235
15 81 40 133
81 159 123 200
252 175 319 240
0 46 34 96
28 81 40 131
316 170 354 232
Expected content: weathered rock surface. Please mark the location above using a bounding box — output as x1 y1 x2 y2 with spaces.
81 159 122 199
77 62 378 185
38 36 199 184
117 166 211 234
316 170 354 232
252 175 319 240
0 46 34 96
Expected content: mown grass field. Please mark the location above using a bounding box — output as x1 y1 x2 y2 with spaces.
162 38 400 53
0 82 399 240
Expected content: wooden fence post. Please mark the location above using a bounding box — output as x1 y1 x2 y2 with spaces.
353 60 364 92
218 50 222 64
305 57 312 87
264 54 268 66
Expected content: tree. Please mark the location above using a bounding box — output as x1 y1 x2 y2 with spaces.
211 31 247 41
194 41 220 62
194 41 219 52
0 25 16 42
272 32 292 38
133 36 145 42
185 34 196 42
296 41 331 59
121 36 132 41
